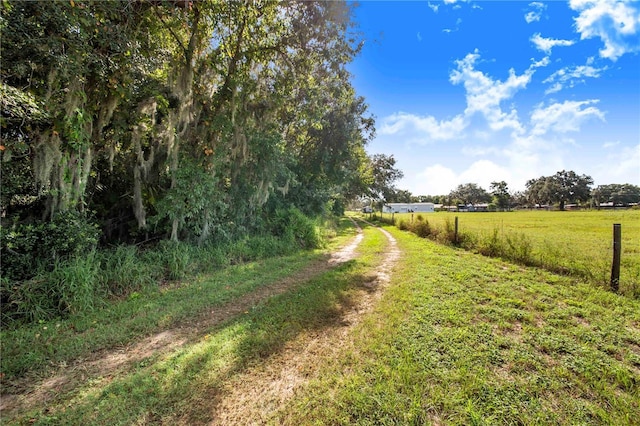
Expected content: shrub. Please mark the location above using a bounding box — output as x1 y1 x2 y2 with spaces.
504 232 533 264
269 208 320 250
1 212 100 282
157 240 194 280
411 220 431 238
7 253 102 322
477 228 502 258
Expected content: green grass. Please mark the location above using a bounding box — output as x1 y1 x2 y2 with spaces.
3 222 388 425
5 220 640 425
275 226 640 425
0 218 356 384
385 210 640 297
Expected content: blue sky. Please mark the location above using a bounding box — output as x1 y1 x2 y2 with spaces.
349 0 640 196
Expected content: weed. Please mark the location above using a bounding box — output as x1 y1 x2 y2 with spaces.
385 210 640 298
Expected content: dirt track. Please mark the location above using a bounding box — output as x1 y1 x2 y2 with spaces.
209 220 399 424
1 218 400 424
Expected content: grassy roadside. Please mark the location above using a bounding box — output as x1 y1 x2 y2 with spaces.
2 221 388 425
380 210 640 298
0 218 356 384
276 226 640 425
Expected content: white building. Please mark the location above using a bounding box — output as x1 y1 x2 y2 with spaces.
382 203 435 213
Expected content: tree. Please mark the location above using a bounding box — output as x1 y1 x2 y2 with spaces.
526 170 593 210
592 184 640 206
449 183 491 206
367 154 404 209
552 170 593 210
1 0 374 244
511 191 528 208
386 189 413 203
490 181 511 211
525 176 553 207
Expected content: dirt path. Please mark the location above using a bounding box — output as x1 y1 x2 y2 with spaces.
208 220 400 425
1 220 367 417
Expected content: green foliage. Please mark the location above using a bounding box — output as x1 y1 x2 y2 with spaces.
153 160 225 241
449 182 492 206
526 170 594 209
269 207 321 250
99 246 158 296
490 180 511 211
1 211 100 282
7 253 102 323
2 209 326 326
1 0 375 323
593 183 640 205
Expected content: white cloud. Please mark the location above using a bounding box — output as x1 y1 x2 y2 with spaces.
503 134 567 188
530 33 575 54
594 144 640 184
379 112 466 141
417 32 423 42
450 50 532 133
531 56 551 68
530 100 605 135
525 2 546 23
379 51 618 195
413 161 512 195
459 160 512 190
570 0 640 60
603 140 620 148
543 63 608 94
415 164 459 195
613 144 640 182
380 51 537 144
427 2 439 13
462 145 502 157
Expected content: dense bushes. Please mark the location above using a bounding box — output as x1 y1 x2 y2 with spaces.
1 212 101 282
1 208 323 326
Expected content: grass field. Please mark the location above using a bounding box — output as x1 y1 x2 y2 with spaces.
276 224 640 425
3 220 639 424
381 210 640 298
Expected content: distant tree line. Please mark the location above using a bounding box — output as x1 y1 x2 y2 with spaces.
381 170 640 211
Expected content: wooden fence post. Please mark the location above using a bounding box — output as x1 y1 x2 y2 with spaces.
454 216 459 244
611 223 621 292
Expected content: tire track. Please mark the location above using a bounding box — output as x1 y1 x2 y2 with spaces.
209 219 400 425
1 220 365 417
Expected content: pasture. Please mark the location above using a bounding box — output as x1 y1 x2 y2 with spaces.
385 209 640 298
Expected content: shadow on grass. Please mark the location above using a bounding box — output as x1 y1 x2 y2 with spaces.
11 257 375 425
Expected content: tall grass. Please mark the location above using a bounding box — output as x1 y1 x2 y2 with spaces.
2 210 326 327
384 210 640 298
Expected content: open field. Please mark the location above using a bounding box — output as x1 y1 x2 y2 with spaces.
382 210 640 298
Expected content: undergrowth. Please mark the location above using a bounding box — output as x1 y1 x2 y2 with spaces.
1 208 325 326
